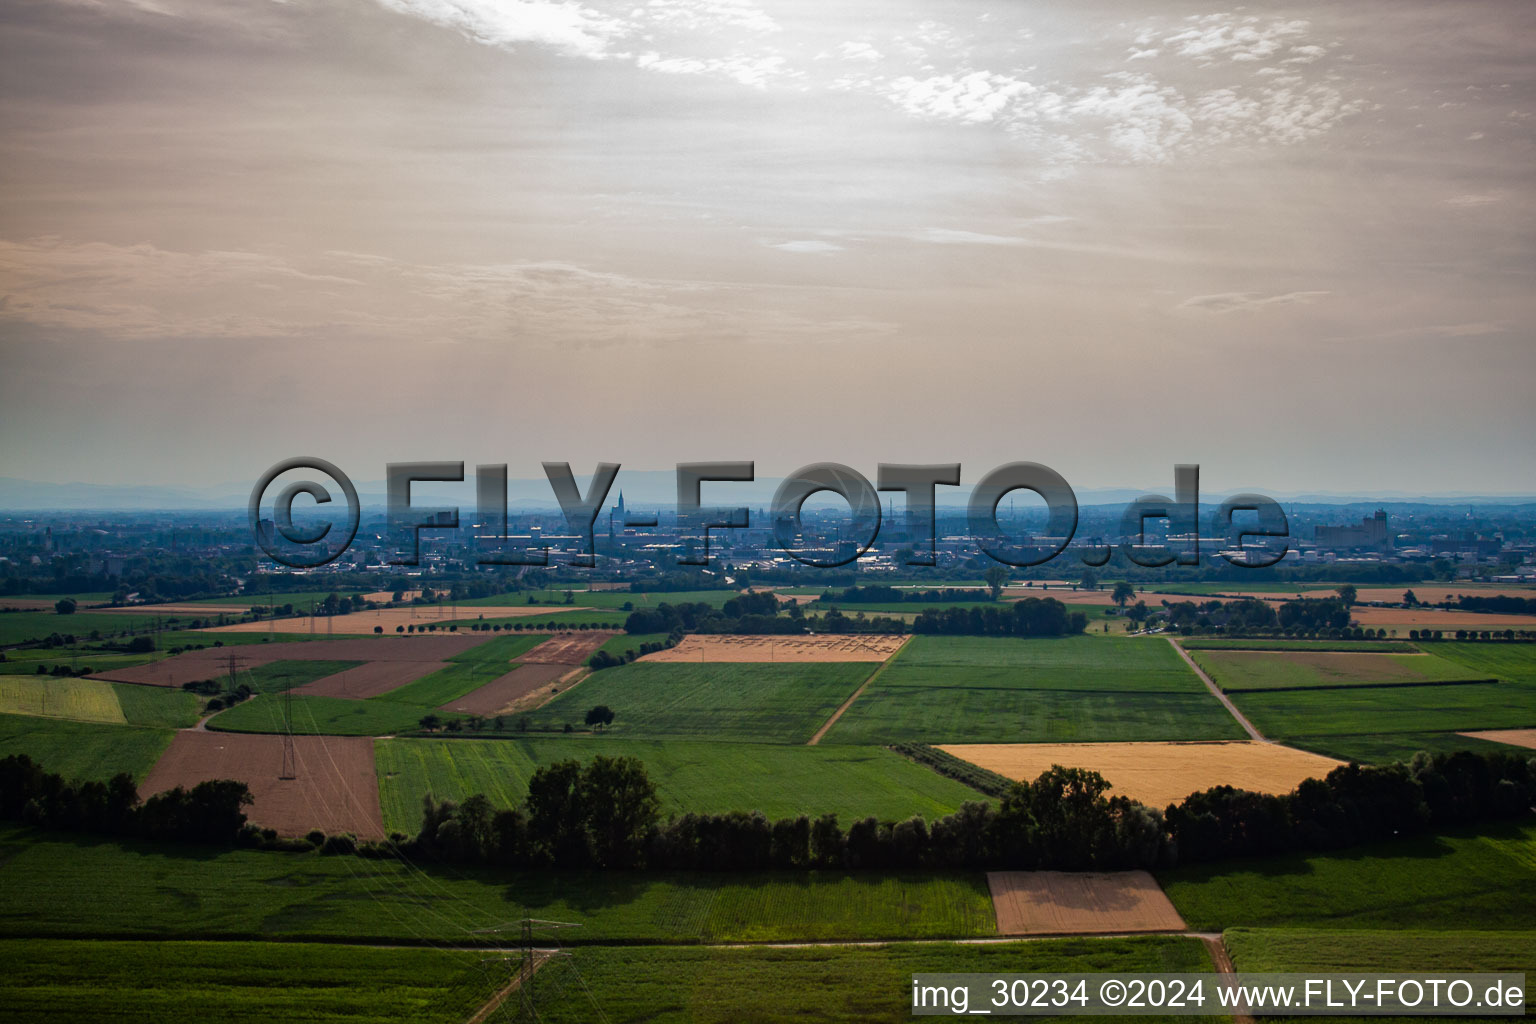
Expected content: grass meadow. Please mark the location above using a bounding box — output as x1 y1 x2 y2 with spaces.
374 737 987 834
536 661 876 743
823 635 1243 745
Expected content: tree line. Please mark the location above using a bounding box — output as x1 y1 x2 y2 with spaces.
909 598 1086 637
0 755 252 845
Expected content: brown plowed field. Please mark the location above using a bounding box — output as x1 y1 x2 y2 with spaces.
941 741 1345 810
522 632 615 665
143 731 384 839
93 634 491 687
298 661 451 699
642 634 905 663
1353 586 1536 605
438 664 571 715
986 870 1186 935
1457 728 1536 750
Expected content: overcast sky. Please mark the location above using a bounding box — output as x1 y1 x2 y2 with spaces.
0 0 1532 497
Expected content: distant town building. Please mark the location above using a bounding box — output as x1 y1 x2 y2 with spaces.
1314 508 1391 550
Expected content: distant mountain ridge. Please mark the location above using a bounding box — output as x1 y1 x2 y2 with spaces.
2 475 1533 512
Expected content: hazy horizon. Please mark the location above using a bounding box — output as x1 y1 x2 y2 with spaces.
2 0 1532 495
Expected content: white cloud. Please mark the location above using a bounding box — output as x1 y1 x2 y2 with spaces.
769 240 842 254
372 0 622 59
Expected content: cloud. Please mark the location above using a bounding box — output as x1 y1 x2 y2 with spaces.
917 229 1029 246
372 0 622 59
1178 290 1331 314
1445 192 1502 206
1163 15 1311 64
0 237 892 346
769 240 843 254
884 71 1032 124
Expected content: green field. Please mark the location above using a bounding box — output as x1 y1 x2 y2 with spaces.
1178 638 1416 653
189 590 373 608
536 661 875 743
1225 926 1536 974
374 633 549 707
374 737 987 835
0 674 125 724
111 683 202 729
238 659 362 695
478 588 739 610
0 939 487 1024
0 714 173 782
823 635 1244 744
1192 648 1482 691
1220 642 1536 761
592 632 671 660
527 937 1214 1024
0 648 167 676
1285 729 1536 764
0 826 995 944
0 611 185 646
1160 821 1536 933
207 693 442 736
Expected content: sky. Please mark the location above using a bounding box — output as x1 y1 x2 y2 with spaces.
0 0 1532 498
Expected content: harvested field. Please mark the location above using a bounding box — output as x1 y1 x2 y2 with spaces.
1456 728 1536 750
940 741 1346 810
439 664 570 715
1353 586 1536 605
361 590 422 602
298 661 451 699
0 597 88 611
92 635 491 687
142 731 383 839
642 633 905 663
99 603 256 615
202 605 586 634
986 870 1186 935
522 632 614 665
1347 607 1536 628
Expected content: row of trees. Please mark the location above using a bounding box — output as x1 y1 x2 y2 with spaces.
0 755 252 845
410 750 1535 872
910 598 1087 637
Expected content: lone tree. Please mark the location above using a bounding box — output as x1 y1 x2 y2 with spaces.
54 598 77 616
1402 589 1418 607
1111 581 1136 609
1336 584 1358 607
417 713 442 732
983 565 1009 601
1078 568 1100 591
585 705 616 731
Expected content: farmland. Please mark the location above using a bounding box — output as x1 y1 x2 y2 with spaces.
1190 648 1482 691
208 693 443 736
823 635 1244 745
373 634 549 707
0 674 125 724
940 741 1344 810
0 939 488 1024
536 661 877 743
1160 820 1536 932
0 714 172 782
643 633 906 662
374 737 986 834
1216 641 1536 761
0 825 995 944
524 937 1214 1024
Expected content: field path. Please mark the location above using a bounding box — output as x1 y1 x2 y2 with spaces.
1198 933 1254 1024
465 952 552 1024
806 636 910 745
1168 639 1267 742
